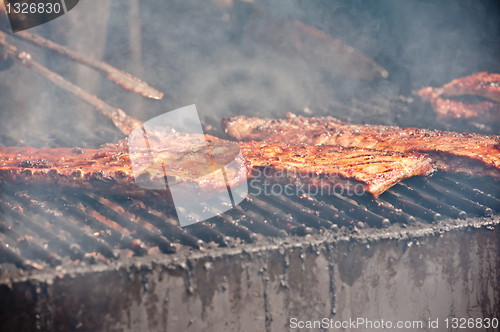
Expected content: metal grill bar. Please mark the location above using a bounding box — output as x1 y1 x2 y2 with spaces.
382 191 442 222
0 197 85 260
321 194 389 228
177 202 257 245
356 197 414 225
454 175 500 198
74 192 176 254
51 196 144 253
0 217 59 267
211 214 258 243
433 177 500 212
185 222 230 247
266 194 335 229
0 239 43 270
8 191 119 259
108 195 203 250
228 206 287 238
288 194 354 228
245 196 312 236
1 170 500 271
407 178 493 217
392 183 467 219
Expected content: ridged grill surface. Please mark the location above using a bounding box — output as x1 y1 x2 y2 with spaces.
1 171 499 273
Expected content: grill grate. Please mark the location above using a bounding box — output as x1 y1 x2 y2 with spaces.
1 171 500 272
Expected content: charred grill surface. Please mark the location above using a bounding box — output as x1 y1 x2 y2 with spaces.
240 142 434 198
1 171 499 269
222 114 500 178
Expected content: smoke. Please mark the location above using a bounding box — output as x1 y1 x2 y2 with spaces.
135 0 334 121
1 0 500 146
130 0 500 124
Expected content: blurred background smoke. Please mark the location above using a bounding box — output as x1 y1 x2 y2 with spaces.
1 0 499 147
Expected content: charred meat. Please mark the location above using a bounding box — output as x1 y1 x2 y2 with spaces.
0 133 250 203
222 114 500 179
240 142 434 198
416 86 500 122
439 72 500 103
0 132 433 198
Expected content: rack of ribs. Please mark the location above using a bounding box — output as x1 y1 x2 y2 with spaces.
0 132 434 199
222 113 500 179
416 87 500 122
439 72 500 103
239 141 433 198
0 133 249 204
415 72 500 123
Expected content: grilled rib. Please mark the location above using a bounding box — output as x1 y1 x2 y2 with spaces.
240 142 434 198
0 133 250 204
439 72 500 103
416 86 500 122
222 114 500 179
0 133 433 198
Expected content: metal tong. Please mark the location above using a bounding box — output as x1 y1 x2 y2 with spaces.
0 29 153 136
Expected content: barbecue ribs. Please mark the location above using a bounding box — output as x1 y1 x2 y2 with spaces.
0 133 249 203
416 86 500 122
439 72 500 103
415 72 500 123
240 142 433 197
0 132 434 198
222 114 500 178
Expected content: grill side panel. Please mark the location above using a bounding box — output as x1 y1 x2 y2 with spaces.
1 223 499 332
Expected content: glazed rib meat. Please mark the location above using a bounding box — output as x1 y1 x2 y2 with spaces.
239 142 434 198
416 86 500 122
222 114 500 179
0 132 250 203
439 72 500 103
0 132 433 199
